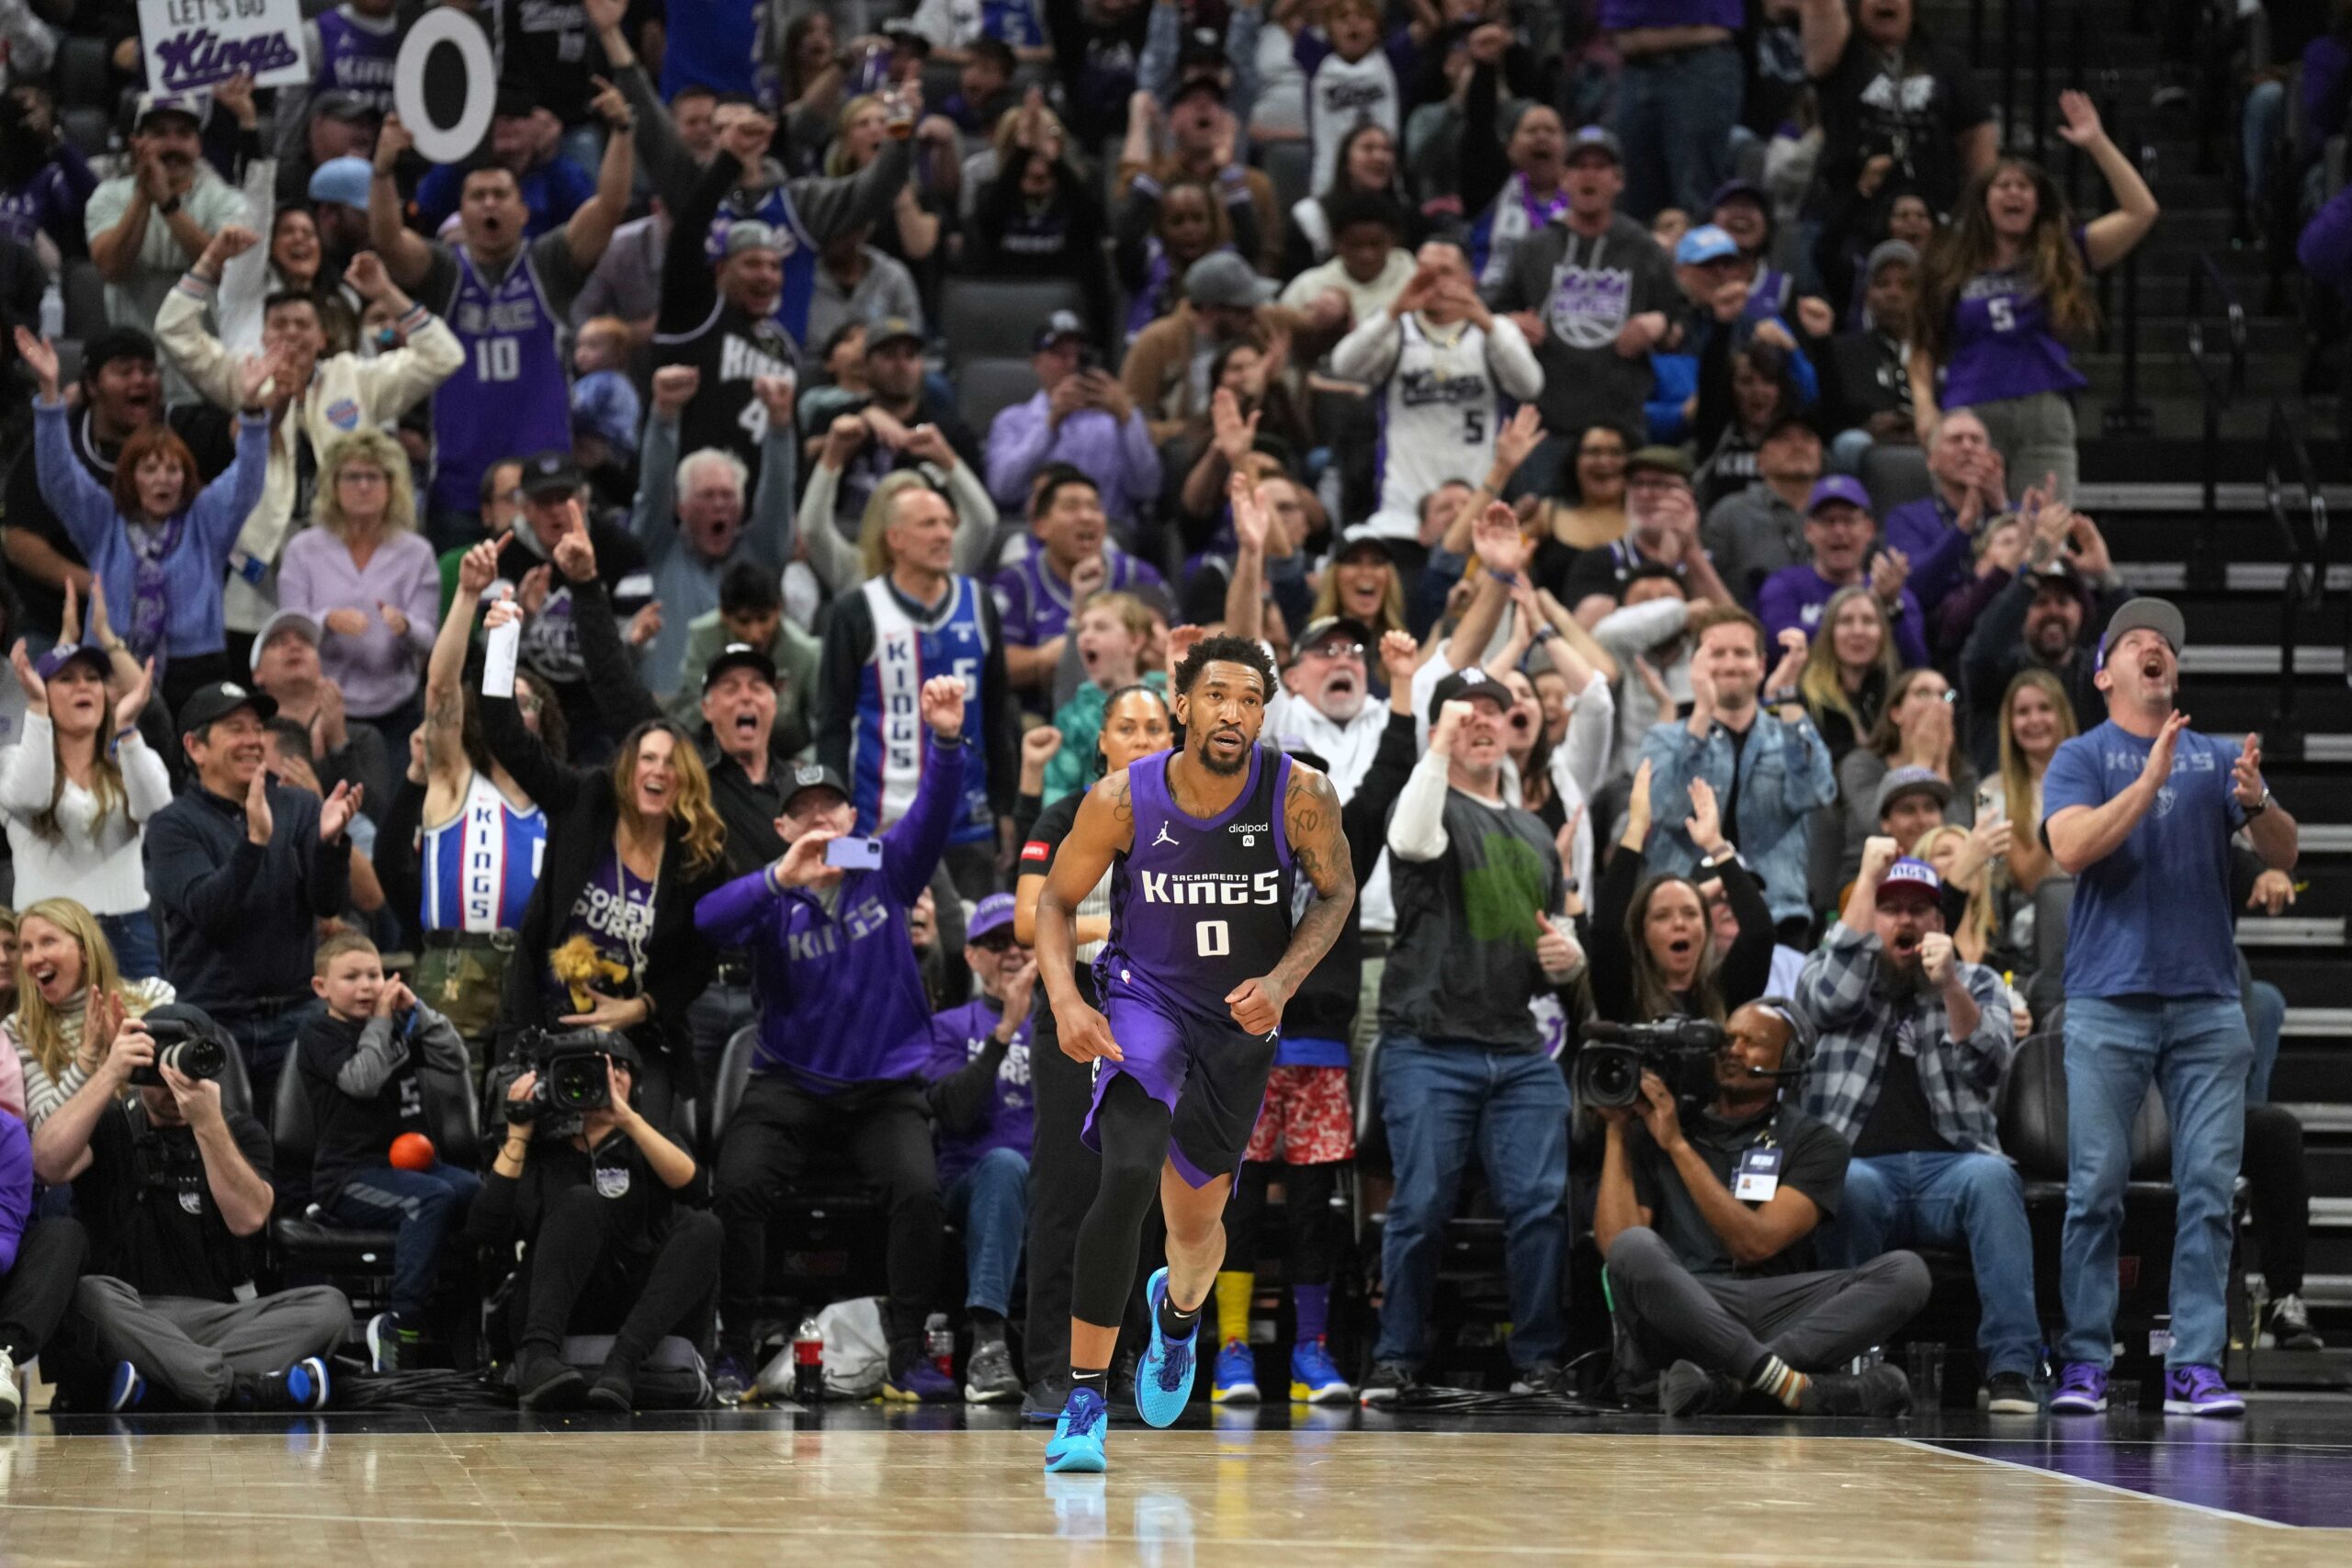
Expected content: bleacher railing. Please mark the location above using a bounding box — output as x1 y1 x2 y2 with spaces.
2185 252 2249 581
2259 399 2335 762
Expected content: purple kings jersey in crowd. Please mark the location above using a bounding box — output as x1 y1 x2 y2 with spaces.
1102 746 1297 1022
313 7 401 116
434 247 572 513
1936 231 2091 410
992 546 1165 652
922 998 1036 1182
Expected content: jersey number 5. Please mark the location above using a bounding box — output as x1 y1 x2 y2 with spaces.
1196 919 1230 957
1462 408 1486 444
1988 299 2016 333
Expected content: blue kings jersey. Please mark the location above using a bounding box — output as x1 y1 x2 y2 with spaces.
433 245 572 513
702 187 820 355
314 8 400 117
420 771 547 933
1101 746 1297 1020
854 576 994 847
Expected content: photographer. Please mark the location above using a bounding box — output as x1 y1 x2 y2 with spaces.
468 1035 718 1412
1792 838 2035 1414
35 1008 349 1412
1363 673 1584 1404
1589 761 1774 1025
1593 998 1927 1417
300 931 477 1374
695 674 974 1405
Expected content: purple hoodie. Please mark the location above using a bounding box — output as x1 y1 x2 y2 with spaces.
695 736 967 1092
0 1114 29 1273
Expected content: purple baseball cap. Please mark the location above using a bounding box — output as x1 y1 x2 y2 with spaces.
1805 475 1873 517
968 892 1019 944
1879 856 1943 906
33 642 109 682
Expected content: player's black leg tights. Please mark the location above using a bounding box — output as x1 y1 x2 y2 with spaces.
1224 1162 1271 1275
1071 1074 1172 1328
1285 1162 1339 1288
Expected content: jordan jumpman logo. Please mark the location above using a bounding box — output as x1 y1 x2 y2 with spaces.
1152 823 1178 848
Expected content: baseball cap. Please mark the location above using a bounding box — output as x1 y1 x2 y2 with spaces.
1865 239 1920 277
520 450 584 498
1427 665 1513 725
2097 597 2188 671
881 18 932 52
703 642 779 691
131 93 207 133
1709 177 1768 213
1172 73 1227 106
311 90 381 124
34 642 109 683
1805 475 1873 517
1290 615 1374 667
720 220 783 259
1033 310 1087 353
1674 224 1741 267
1625 446 1694 480
307 155 373 210
967 892 1019 945
249 609 322 672
781 761 852 814
1879 855 1943 906
865 315 925 353
1332 525 1395 564
1184 251 1277 310
177 680 277 735
1566 124 1622 164
1874 765 1952 822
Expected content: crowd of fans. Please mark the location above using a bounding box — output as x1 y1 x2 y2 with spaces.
0 0 2324 1426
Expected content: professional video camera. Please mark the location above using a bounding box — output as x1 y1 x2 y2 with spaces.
506 1028 633 1122
1573 1018 1726 1111
125 1016 228 1088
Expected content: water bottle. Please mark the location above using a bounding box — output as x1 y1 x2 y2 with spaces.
38 281 62 342
792 1314 824 1403
925 1312 956 1378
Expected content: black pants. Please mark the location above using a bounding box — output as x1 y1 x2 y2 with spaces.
1026 1000 1161 1380
0 1216 87 1361
1225 1160 1339 1288
715 1075 941 1360
2243 1102 2310 1296
517 1190 721 1358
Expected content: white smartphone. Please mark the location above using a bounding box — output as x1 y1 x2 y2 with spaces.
823 836 885 871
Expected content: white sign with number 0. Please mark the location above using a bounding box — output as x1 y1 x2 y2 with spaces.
393 8 499 166
137 0 307 94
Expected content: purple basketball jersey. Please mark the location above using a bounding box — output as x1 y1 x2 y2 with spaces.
1101 746 1296 1020
433 246 571 514
314 9 400 116
1937 231 2090 409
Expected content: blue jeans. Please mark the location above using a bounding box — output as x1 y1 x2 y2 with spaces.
1374 1039 1570 1369
943 1145 1029 1319
223 1004 314 1126
2243 78 2284 207
2059 995 2250 1370
325 1160 483 1321
1612 41 1743 221
98 909 162 981
1825 1151 2041 1377
2245 978 2285 1105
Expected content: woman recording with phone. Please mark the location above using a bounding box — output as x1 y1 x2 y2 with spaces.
470 1037 719 1412
1585 760 1776 1026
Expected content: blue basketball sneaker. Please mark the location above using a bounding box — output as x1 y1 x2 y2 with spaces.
1044 1384 1109 1472
1288 1337 1354 1404
1136 1268 1200 1428
1211 1340 1260 1404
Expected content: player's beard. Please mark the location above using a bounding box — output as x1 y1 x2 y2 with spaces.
1196 730 1250 775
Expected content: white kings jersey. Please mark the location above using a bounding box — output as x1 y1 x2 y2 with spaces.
1306 49 1400 196
1363 314 1539 539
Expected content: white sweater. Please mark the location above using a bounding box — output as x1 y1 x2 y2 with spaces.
0 715 175 913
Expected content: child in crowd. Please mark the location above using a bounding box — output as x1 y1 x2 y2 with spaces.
299 930 478 1372
571 315 643 457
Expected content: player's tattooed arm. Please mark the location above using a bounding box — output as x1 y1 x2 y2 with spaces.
1035 771 1136 1063
1272 763 1355 992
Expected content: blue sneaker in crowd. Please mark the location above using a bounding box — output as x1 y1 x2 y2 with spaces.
107 1361 145 1413
1211 1340 1260 1404
1289 1337 1354 1404
2163 1364 2245 1417
2048 1361 2108 1414
1045 1384 1109 1472
1136 1269 1200 1428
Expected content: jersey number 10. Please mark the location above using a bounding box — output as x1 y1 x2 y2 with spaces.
475 337 521 382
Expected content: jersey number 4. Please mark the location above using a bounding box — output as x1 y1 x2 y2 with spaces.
1196 919 1230 957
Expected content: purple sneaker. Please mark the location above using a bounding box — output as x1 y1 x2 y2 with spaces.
884 1359 961 1404
2163 1364 2245 1418
2048 1361 2108 1414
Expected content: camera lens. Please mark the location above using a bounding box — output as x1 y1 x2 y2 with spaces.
157 1037 227 1081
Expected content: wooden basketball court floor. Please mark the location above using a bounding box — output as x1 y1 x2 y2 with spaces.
5 1399 2351 1566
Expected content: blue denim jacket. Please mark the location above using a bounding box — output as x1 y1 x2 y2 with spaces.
1635 710 1836 926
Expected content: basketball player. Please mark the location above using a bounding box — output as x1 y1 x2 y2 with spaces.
1034 637 1355 1472
414 541 548 1067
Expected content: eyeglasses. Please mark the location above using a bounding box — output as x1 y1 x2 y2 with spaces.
338 469 388 487
1304 640 1365 660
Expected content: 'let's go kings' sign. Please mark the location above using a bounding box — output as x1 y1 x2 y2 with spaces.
139 0 308 94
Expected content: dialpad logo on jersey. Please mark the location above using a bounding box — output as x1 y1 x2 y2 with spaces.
1396 367 1491 409
1548 264 1633 349
1138 869 1283 906
1228 820 1270 848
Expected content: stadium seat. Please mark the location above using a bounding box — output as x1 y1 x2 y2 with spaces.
61 258 107 340
61 106 108 159
59 36 107 116
1858 441 1933 517
1261 141 1312 220
938 276 1088 362
955 355 1039 434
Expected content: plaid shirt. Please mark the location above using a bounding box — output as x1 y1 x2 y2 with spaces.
1792 923 2017 1156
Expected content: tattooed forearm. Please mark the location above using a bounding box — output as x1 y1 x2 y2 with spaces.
1273 765 1353 990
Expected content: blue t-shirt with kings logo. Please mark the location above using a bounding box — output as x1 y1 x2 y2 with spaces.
2041 718 2248 1000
